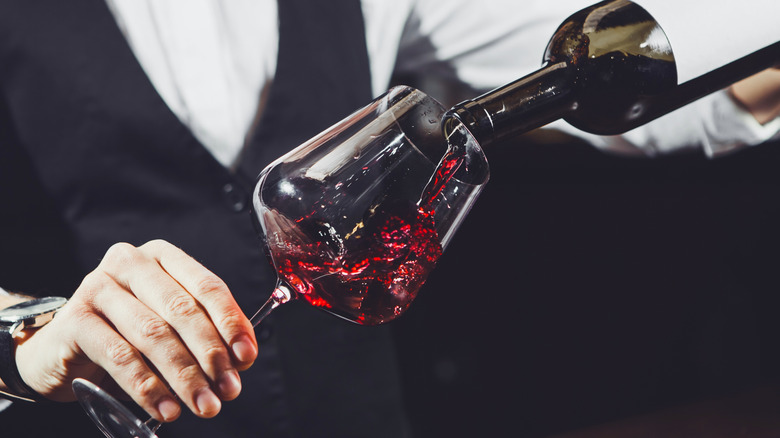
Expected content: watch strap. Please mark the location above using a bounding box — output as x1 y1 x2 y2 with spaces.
0 326 43 402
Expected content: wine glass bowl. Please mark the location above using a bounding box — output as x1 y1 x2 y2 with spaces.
253 85 489 325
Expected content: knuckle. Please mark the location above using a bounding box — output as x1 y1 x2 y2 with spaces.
214 308 246 334
105 338 138 369
164 294 201 320
101 242 139 270
76 270 113 300
175 363 204 384
193 274 228 298
141 239 172 253
201 343 227 366
132 373 160 400
62 302 94 329
138 316 172 341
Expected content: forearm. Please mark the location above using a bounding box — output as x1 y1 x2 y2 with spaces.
729 68 780 125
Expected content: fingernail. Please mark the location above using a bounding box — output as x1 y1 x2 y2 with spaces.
232 335 257 363
217 369 242 398
195 388 221 416
158 397 180 421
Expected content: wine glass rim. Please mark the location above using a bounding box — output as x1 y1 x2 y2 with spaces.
384 85 490 188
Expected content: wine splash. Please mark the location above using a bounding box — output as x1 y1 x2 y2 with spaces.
418 116 470 207
262 197 442 325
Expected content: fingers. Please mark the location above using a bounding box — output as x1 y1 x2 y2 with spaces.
99 242 243 394
136 240 258 370
89 273 222 418
81 240 257 420
72 306 184 422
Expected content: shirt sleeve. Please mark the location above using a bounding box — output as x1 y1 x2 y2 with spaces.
402 0 780 157
0 287 13 411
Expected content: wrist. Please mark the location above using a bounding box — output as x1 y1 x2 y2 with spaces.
0 326 44 401
0 297 68 402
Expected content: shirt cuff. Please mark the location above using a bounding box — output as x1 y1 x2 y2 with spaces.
700 90 780 157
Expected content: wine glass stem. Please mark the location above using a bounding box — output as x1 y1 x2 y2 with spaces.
144 417 163 434
249 285 292 327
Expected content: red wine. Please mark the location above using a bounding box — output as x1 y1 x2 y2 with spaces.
419 118 472 207
263 198 442 325
419 150 463 207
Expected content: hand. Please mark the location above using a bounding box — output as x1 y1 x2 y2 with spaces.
14 240 258 422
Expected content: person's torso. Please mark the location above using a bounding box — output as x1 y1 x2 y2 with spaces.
0 1 410 436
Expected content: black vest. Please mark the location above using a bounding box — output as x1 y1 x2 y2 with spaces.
0 1 410 436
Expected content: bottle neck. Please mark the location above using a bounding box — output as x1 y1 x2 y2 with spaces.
446 61 577 149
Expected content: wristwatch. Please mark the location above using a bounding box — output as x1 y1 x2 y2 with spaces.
0 296 68 402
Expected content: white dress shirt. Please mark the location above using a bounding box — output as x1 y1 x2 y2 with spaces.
104 0 780 166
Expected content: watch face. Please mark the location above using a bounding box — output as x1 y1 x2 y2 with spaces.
0 296 68 321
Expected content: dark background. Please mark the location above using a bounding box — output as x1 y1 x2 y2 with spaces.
392 132 780 436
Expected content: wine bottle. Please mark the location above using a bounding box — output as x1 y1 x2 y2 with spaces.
446 0 780 148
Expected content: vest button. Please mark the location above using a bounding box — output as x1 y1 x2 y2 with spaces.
222 183 248 213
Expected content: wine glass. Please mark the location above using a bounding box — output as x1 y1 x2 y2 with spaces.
72 85 490 437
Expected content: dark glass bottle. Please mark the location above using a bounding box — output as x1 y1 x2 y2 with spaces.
446 0 780 148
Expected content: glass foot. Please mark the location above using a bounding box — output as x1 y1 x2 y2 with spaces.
72 378 158 438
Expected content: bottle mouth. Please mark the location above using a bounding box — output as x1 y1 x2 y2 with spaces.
444 102 496 151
